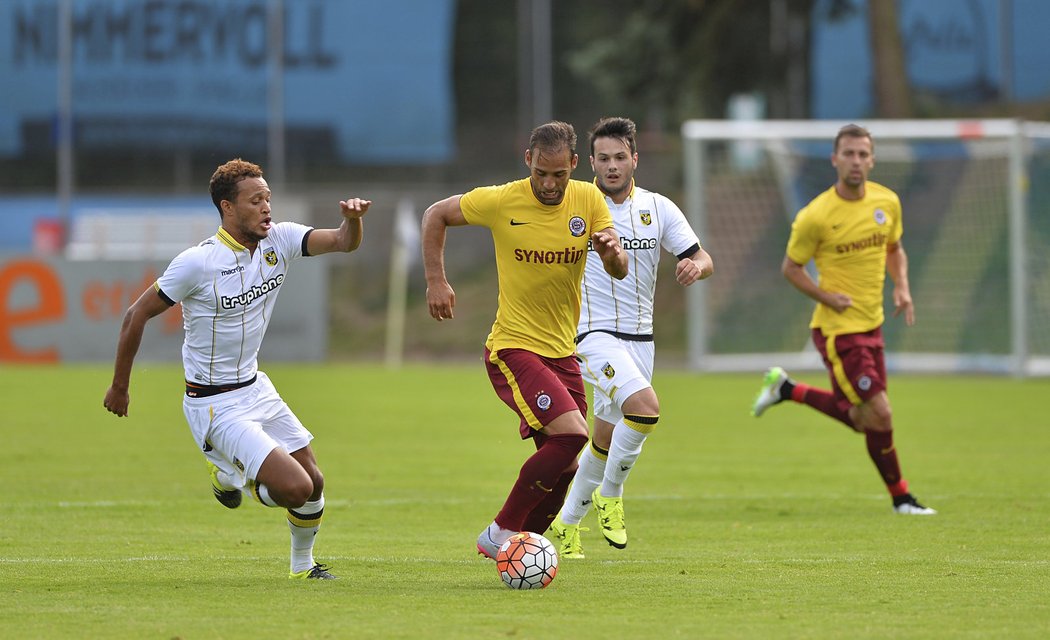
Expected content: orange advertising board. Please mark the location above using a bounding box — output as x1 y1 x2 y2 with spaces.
0 255 325 363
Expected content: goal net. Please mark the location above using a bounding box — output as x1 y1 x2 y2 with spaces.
681 119 1050 377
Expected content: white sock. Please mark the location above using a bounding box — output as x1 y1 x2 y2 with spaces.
601 419 650 498
287 494 324 574
559 444 606 525
485 521 515 547
244 481 279 507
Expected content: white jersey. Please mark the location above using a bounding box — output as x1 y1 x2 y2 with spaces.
578 184 701 338
156 222 312 386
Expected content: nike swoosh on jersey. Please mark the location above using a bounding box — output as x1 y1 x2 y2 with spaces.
510 219 530 226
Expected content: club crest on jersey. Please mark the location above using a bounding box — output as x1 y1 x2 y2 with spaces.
639 210 652 226
857 375 872 391
264 249 279 266
873 209 887 225
233 457 245 472
602 362 616 378
568 216 587 237
535 392 552 411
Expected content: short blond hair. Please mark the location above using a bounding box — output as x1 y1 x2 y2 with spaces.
834 124 873 152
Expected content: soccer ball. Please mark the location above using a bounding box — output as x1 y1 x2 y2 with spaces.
495 531 558 589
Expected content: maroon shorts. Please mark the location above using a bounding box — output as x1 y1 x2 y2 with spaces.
811 327 887 412
484 347 587 439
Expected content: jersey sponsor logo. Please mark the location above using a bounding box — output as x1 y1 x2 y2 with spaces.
602 362 615 378
588 236 657 252
513 247 586 264
220 266 245 276
510 219 530 226
873 208 887 225
622 237 657 251
220 274 285 309
639 210 651 225
264 249 279 266
568 215 587 237
835 232 887 254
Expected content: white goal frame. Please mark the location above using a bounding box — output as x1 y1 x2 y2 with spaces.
681 118 1050 377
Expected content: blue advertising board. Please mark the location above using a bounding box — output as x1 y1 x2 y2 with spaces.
0 0 456 163
811 0 1050 118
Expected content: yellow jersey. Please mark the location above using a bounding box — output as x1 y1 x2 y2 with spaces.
786 181 903 335
461 177 613 357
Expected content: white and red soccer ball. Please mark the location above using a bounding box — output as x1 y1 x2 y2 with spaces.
495 531 559 589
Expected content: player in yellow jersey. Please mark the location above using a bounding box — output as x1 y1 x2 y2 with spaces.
751 124 936 515
422 121 628 558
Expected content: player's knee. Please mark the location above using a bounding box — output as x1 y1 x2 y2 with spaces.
858 402 892 432
307 467 325 500
622 388 659 416
284 479 314 508
872 393 892 418
275 471 316 508
870 405 893 431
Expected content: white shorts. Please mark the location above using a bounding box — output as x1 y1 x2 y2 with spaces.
576 332 654 424
182 371 313 489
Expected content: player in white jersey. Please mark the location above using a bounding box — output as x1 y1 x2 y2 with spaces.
103 158 372 579
549 117 714 558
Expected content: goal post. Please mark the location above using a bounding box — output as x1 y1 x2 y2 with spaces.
681 118 1050 377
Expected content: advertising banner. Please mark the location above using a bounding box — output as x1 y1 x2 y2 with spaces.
0 254 327 363
0 0 456 163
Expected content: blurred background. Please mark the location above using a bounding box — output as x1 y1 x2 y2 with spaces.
2 0 1050 372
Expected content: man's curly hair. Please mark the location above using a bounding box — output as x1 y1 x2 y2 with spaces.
209 159 263 216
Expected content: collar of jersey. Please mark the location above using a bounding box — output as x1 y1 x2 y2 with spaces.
593 178 636 202
217 227 247 252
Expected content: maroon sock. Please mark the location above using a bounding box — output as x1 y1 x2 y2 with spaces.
791 383 855 429
495 433 588 531
521 465 576 534
865 430 904 488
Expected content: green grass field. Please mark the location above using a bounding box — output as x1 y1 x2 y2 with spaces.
3 363 1048 639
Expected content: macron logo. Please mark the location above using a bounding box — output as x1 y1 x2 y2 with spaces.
221 266 245 276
